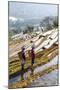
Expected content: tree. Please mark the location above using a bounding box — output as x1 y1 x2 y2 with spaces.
53 16 58 28
9 31 13 41
23 25 34 34
40 16 53 30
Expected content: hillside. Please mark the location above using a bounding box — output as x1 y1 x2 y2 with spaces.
9 28 58 88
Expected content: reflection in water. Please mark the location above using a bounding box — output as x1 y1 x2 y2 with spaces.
21 64 25 80
21 66 34 81
28 69 58 87
9 56 58 83
31 66 34 75
21 69 24 80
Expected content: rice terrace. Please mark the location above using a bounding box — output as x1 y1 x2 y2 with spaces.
8 2 59 88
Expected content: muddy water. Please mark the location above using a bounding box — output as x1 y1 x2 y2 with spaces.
9 55 58 84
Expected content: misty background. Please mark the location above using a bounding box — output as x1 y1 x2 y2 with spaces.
8 2 58 37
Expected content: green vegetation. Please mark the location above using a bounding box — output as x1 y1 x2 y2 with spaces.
53 16 58 28
40 16 58 30
9 31 13 41
23 25 34 34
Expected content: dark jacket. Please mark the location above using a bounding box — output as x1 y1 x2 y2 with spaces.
21 50 26 61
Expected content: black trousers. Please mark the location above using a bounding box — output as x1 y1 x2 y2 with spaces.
21 64 24 71
32 59 34 65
